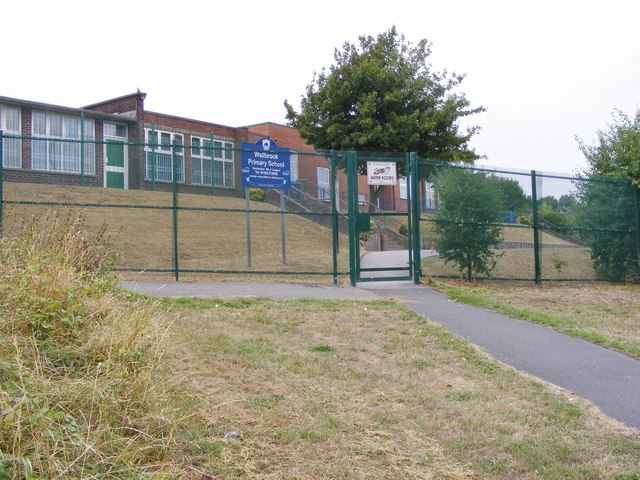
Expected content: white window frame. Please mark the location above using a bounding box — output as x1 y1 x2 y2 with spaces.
399 176 408 200
144 128 184 183
190 135 235 188
317 166 330 201
290 151 299 184
0 105 21 168
31 111 95 174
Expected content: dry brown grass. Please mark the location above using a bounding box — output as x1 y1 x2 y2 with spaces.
2 182 350 282
424 247 594 281
162 297 640 479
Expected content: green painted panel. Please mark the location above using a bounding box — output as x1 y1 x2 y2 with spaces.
106 141 124 167
106 171 124 189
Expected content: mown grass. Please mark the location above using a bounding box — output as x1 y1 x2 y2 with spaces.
161 296 640 478
435 281 640 360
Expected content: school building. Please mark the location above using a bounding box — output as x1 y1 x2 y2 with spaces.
0 90 432 211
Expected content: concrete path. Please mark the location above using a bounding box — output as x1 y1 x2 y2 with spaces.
120 278 640 429
360 249 437 279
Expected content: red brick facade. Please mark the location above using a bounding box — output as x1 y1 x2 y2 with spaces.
0 91 378 205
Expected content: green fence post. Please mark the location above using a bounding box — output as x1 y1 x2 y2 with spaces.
151 122 156 191
330 149 339 284
172 141 179 281
80 109 85 186
210 132 216 196
410 152 422 283
0 131 3 237
531 170 541 284
347 150 358 286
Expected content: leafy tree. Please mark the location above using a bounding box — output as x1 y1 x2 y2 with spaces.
558 194 578 214
431 168 503 280
285 27 485 203
487 175 529 213
575 107 640 281
574 180 638 281
576 108 640 187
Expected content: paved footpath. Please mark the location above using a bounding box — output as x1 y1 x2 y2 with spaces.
120 279 640 429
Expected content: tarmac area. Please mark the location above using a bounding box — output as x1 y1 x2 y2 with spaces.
120 278 640 430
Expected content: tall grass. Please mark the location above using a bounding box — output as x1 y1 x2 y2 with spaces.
0 212 181 478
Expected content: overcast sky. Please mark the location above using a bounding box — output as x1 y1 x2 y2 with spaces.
2 0 638 175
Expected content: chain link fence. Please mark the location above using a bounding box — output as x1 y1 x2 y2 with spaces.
1 131 638 283
417 160 640 282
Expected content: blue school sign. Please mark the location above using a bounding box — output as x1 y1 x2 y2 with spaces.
241 138 291 188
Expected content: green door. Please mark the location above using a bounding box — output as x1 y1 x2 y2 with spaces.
105 140 126 188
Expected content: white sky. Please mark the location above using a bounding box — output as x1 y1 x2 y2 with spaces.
2 0 639 175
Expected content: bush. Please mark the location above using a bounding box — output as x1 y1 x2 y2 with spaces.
359 221 377 242
398 223 408 236
249 187 266 201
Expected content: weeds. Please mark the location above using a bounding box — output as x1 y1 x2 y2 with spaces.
0 211 183 478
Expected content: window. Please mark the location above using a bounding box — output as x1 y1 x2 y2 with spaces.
424 181 435 210
105 123 127 139
144 128 184 182
0 105 21 168
399 177 407 200
290 152 299 184
31 111 95 174
317 167 330 201
191 135 235 188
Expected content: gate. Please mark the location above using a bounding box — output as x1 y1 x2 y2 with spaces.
346 151 422 286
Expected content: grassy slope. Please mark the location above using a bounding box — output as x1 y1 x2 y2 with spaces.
2 182 350 281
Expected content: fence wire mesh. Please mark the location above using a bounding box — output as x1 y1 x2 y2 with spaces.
1 132 638 283
418 160 639 282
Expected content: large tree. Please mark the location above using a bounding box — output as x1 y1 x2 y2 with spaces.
284 27 485 201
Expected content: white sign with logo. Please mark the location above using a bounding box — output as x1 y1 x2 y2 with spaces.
367 161 397 185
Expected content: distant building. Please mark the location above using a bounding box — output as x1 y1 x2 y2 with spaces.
1 91 434 211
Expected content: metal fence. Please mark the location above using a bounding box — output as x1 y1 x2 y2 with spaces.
1 131 639 284
0 133 349 283
416 159 640 283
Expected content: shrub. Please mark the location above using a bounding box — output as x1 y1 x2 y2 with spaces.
398 223 408 236
249 187 266 201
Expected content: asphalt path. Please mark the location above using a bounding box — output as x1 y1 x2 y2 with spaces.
120 251 640 430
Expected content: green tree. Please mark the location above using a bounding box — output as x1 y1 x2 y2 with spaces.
577 108 640 187
558 194 578 214
574 180 638 281
487 175 529 213
574 107 640 281
432 168 503 280
284 27 485 203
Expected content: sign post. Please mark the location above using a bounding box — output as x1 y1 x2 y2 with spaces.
241 138 291 266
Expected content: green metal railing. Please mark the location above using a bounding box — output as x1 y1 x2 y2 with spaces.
1 130 638 284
